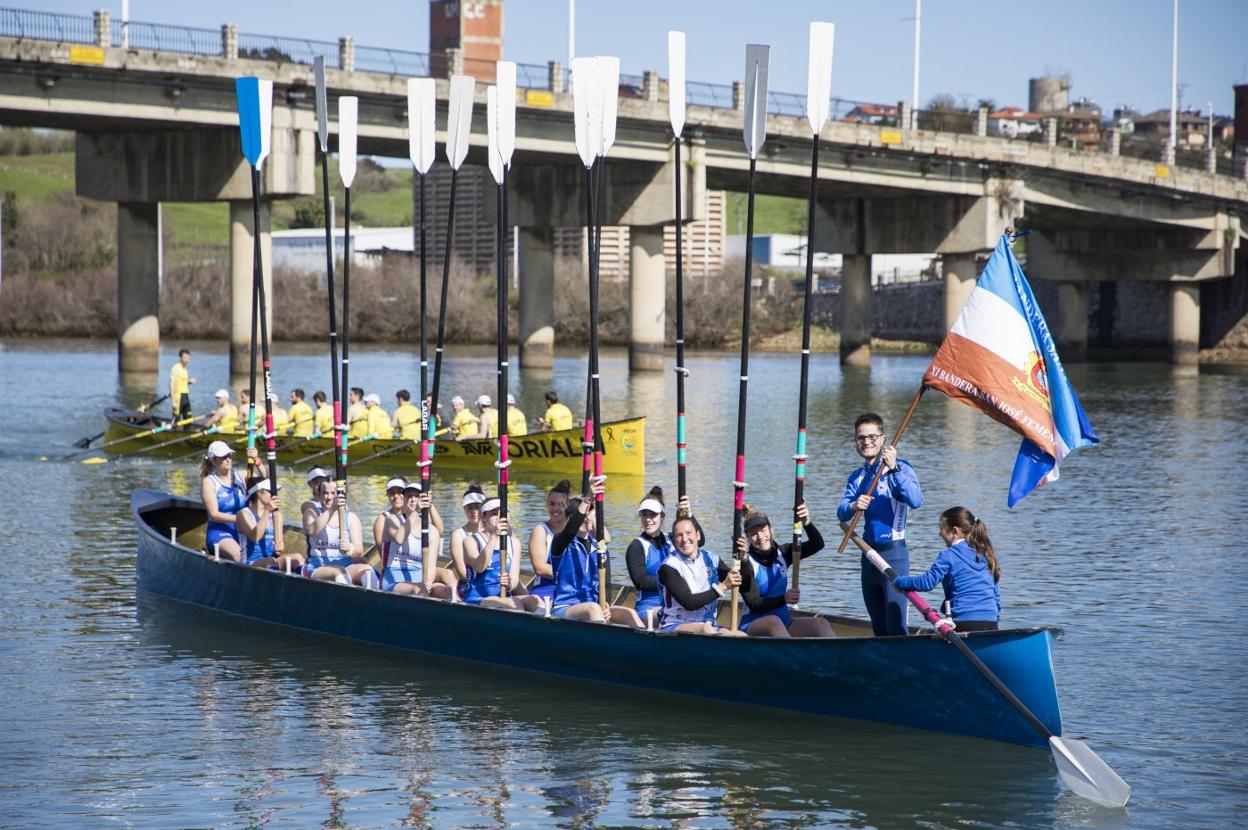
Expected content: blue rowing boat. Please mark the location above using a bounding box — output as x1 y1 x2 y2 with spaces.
133 488 1064 748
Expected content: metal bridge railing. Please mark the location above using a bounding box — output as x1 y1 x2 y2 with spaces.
236 32 337 67
0 7 93 45
354 45 427 77
115 20 220 56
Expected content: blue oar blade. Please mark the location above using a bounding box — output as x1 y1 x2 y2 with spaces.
235 77 273 168
1050 737 1131 808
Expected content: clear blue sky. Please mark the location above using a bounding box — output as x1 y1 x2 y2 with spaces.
24 0 1248 115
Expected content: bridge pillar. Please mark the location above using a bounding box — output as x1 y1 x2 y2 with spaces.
229 199 273 376
839 255 872 366
1170 284 1200 365
942 253 980 330
629 226 666 372
1056 282 1089 363
518 226 555 369
117 202 162 374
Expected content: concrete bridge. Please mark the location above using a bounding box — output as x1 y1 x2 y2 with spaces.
2 9 1245 372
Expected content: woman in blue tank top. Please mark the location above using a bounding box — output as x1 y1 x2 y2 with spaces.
462 499 544 611
549 478 643 627
736 500 834 638
199 440 246 562
528 479 572 603
236 477 301 571
624 486 690 624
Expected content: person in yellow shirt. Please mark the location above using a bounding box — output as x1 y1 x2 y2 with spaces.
472 395 499 440
539 390 574 432
312 390 334 436
237 390 253 435
364 393 393 438
450 395 479 440
393 389 421 440
347 388 369 439
505 393 528 436
204 389 239 432
266 393 290 435
286 389 314 438
169 348 196 421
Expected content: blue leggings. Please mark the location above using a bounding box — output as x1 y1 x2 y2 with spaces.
861 542 910 637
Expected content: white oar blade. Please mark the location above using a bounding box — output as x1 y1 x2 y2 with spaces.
446 74 476 171
338 96 358 188
407 77 436 174
1050 737 1131 808
485 85 503 185
806 22 834 134
598 55 620 157
668 31 686 138
496 61 517 167
742 44 770 159
313 56 329 153
571 57 599 168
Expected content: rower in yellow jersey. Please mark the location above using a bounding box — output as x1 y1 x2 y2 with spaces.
347 388 369 439
393 389 421 440
449 395 480 440
169 348 196 421
312 391 334 436
287 389 315 438
266 393 290 435
540 390 574 432
506 393 528 436
204 389 240 432
472 395 499 440
363 393 393 437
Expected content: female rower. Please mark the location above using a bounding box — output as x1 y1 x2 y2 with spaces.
528 479 572 604
235 478 302 571
462 499 543 611
374 478 451 598
549 478 643 626
449 484 487 587
199 440 246 562
657 515 745 635
892 507 1001 632
624 487 692 622
302 478 374 585
403 482 457 588
734 501 834 638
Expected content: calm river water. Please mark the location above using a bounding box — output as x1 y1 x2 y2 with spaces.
1 338 1245 829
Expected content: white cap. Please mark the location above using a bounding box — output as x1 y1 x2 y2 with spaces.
364 393 381 405
476 395 492 407
385 477 408 491
637 498 665 515
205 440 234 459
507 393 516 405
246 478 283 498
461 491 487 507
451 395 465 406
214 388 230 400
480 498 501 513
305 466 330 483
403 480 422 492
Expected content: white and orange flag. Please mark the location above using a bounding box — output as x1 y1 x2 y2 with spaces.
924 233 1099 506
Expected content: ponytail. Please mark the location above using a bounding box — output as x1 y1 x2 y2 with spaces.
940 506 1001 583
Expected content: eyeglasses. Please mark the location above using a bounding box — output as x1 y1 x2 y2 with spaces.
854 433 885 444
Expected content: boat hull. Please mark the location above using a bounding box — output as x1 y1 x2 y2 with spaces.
104 408 645 476
134 489 1063 747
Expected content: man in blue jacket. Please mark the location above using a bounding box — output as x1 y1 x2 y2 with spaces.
837 412 923 636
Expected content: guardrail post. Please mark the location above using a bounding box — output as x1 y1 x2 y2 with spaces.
93 10 111 49
447 47 463 77
975 105 988 137
732 81 745 111
898 100 912 131
339 36 355 73
549 60 564 93
642 70 660 102
221 24 238 61
1043 116 1058 147
1107 127 1120 156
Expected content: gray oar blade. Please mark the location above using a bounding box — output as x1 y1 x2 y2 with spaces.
742 44 770 159
1050 736 1131 808
313 56 329 153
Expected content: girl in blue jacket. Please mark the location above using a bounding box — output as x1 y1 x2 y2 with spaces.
893 507 1001 631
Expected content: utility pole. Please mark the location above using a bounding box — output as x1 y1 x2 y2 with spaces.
911 0 922 129
1167 0 1178 165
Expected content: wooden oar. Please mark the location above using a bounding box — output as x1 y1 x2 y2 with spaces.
72 394 168 448
669 32 690 508
408 74 436 574
729 44 770 631
69 413 202 460
791 23 834 597
840 524 1131 807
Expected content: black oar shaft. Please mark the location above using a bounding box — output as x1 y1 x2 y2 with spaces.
319 140 345 519
418 171 432 566
730 158 759 630
792 137 820 588
674 136 688 504
250 167 278 492
428 167 460 508
496 174 510 598
580 166 595 498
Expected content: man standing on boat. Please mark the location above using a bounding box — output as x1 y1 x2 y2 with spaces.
169 349 195 423
837 413 923 637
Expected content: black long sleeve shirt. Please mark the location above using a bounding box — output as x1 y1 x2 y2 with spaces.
657 553 755 612
624 532 667 592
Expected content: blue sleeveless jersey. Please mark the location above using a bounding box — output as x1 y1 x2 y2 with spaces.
529 522 558 602
741 553 791 628
633 532 673 616
242 507 276 564
463 532 516 605
552 535 598 612
206 473 245 549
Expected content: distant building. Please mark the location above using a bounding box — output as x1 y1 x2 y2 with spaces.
987 106 1043 139
724 235 936 283
844 103 898 125
273 226 415 275
1134 109 1210 146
